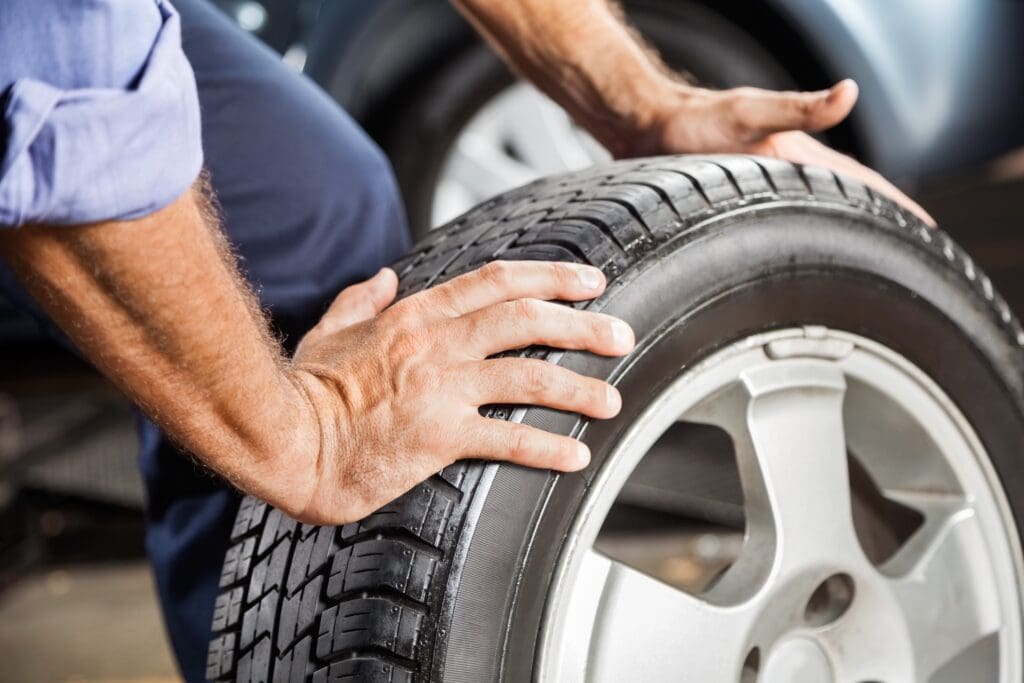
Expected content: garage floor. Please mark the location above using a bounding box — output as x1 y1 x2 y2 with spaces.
0 562 179 683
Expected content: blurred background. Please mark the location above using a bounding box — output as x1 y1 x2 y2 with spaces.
3 0 1024 680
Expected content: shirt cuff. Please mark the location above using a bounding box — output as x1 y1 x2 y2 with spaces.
0 0 203 227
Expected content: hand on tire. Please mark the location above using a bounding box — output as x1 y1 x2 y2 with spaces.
286 261 634 524
634 79 934 226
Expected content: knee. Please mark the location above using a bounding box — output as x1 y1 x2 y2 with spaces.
308 122 411 262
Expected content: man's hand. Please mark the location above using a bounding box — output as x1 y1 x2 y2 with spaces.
454 0 934 225
287 261 633 524
0 185 633 527
639 79 934 225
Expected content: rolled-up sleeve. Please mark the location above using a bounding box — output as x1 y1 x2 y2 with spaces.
0 0 203 227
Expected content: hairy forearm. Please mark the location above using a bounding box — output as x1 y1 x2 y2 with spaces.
0 180 315 505
453 0 677 155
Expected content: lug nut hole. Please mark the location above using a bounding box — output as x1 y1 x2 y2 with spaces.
740 647 760 682
805 572 855 628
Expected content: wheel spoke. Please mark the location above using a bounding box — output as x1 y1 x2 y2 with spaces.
576 550 756 682
883 495 1002 679
502 84 595 173
739 360 856 566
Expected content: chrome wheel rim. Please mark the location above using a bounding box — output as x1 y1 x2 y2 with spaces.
538 327 1024 682
431 82 610 227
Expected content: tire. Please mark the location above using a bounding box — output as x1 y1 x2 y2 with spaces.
207 154 1024 682
384 0 798 238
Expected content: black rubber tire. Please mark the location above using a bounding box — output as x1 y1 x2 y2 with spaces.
384 0 798 238
207 154 1024 682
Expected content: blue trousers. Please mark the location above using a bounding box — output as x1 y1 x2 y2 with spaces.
138 2 410 681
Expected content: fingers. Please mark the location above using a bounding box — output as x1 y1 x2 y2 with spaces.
457 298 634 357
464 417 591 472
728 79 858 141
324 268 399 328
414 260 607 319
768 132 936 226
464 357 621 419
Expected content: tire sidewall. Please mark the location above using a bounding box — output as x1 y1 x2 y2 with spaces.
438 205 1024 681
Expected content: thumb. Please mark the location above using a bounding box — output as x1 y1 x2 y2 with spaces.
325 267 399 328
729 79 858 141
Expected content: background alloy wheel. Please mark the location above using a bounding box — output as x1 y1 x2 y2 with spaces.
207 154 1024 682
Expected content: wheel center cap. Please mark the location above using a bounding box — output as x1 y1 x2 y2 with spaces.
762 638 833 683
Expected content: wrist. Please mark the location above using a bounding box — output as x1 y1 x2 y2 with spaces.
280 365 345 520
220 367 335 520
577 70 689 158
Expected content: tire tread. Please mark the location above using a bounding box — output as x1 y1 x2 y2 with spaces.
209 154 1022 682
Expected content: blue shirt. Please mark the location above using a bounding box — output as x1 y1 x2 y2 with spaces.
0 0 202 227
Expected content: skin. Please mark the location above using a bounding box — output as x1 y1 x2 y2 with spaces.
0 0 932 525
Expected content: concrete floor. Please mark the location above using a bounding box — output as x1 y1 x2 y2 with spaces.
0 562 179 683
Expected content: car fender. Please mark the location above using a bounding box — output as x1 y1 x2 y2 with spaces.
768 0 1024 181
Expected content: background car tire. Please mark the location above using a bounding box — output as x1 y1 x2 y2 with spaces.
207 154 1024 682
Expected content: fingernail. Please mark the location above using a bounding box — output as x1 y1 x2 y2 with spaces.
577 266 603 290
576 441 591 467
611 319 634 350
606 385 621 413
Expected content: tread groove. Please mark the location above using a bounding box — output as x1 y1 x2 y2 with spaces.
597 195 656 239
830 171 850 200
334 588 429 615
670 169 713 208
338 528 443 560
791 161 814 195
421 473 463 503
711 161 744 199
752 158 780 194
320 646 418 673
609 179 684 222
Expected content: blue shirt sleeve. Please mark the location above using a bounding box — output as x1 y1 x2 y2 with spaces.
0 0 203 227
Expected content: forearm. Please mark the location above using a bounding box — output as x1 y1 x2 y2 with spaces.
453 0 676 155
0 180 316 507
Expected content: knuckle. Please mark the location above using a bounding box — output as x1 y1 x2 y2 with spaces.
577 312 609 346
461 313 484 342
479 261 513 290
508 426 533 461
794 96 816 118
388 295 423 321
391 328 424 358
592 314 612 342
523 362 552 397
553 261 576 285
513 297 543 323
571 378 594 407
433 288 461 317
562 380 586 409
354 291 376 313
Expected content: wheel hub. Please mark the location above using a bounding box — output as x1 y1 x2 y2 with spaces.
539 327 1023 682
